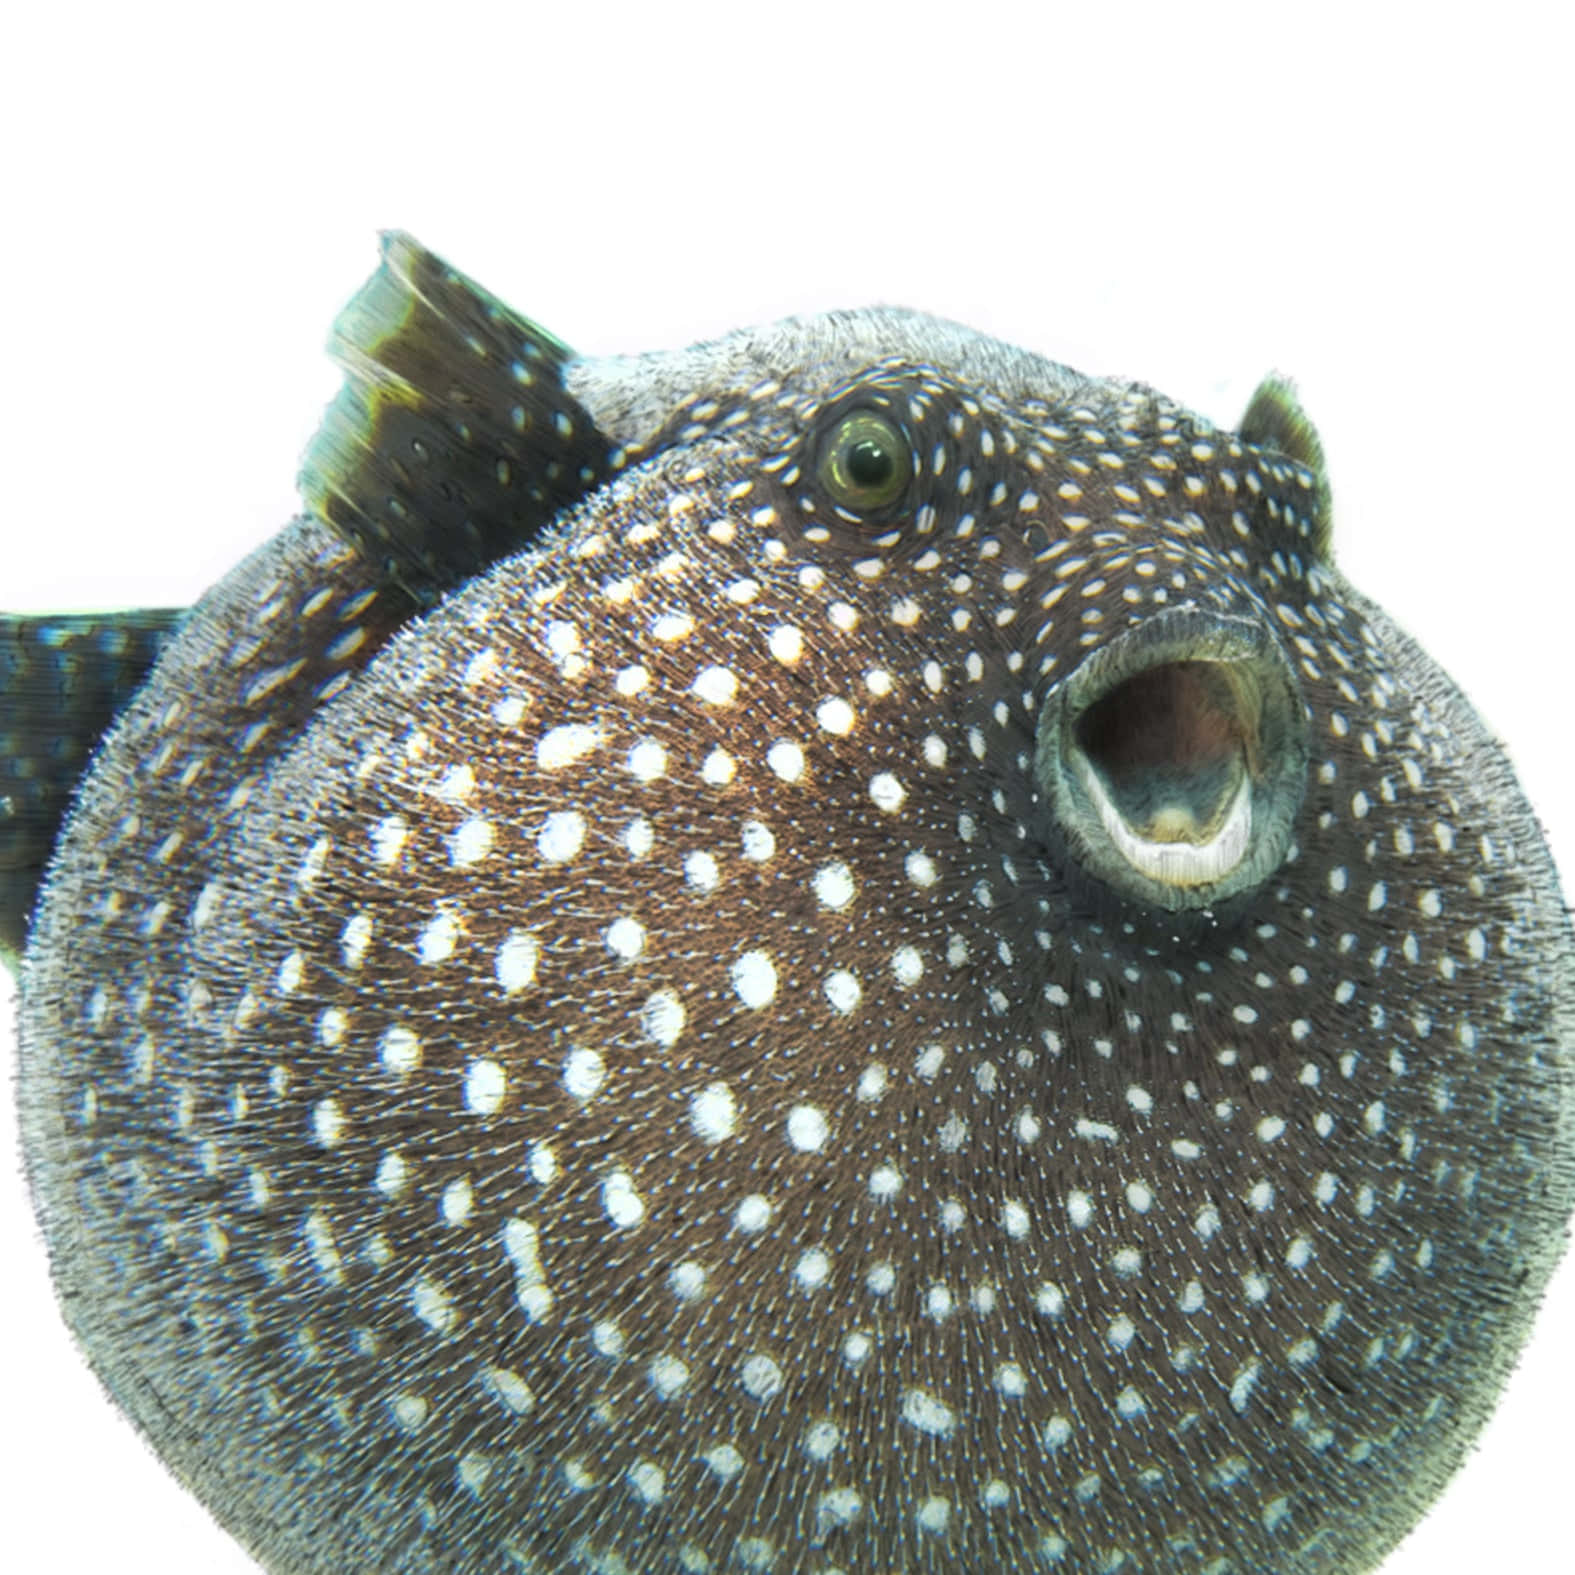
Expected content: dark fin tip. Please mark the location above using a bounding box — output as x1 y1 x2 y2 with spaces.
1240 373 1333 563
1 609 185 969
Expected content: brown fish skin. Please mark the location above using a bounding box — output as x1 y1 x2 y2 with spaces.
14 249 1575 1575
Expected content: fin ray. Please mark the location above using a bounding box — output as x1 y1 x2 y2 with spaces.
1240 373 1333 561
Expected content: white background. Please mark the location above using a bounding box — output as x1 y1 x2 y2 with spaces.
2 4 1571 1572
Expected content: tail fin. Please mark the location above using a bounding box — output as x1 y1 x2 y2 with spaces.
1 608 185 967
300 232 614 605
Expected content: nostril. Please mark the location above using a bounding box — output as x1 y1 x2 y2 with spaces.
1035 609 1308 913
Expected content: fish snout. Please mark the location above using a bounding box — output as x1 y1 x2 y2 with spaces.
1034 606 1308 910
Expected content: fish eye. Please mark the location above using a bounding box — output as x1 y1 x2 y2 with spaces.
816 410 912 513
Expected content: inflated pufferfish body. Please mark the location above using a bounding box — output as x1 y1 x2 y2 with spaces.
9 236 1573 1575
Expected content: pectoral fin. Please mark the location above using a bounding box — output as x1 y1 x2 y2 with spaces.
1 608 185 967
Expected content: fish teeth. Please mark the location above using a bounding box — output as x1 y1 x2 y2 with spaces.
1084 760 1253 888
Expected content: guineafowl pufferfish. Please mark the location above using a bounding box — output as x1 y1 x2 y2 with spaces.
6 234 1572 1575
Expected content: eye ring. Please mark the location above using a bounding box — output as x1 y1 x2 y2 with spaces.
816 409 913 514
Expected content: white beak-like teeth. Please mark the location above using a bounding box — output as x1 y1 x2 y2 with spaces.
1082 761 1253 889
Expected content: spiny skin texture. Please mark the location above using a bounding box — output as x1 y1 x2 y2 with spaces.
16 243 1575 1575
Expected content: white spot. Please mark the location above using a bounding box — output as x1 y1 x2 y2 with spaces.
627 739 667 782
701 748 736 786
627 1460 665 1505
683 850 720 892
312 1098 345 1148
891 945 923 986
537 810 586 863
375 1151 408 1197
794 1248 832 1290
601 1170 645 1228
702 1444 745 1482
1230 1361 1261 1413
818 1487 862 1530
449 817 495 867
856 1064 889 1101
732 950 778 1008
605 917 645 960
537 723 602 771
371 815 408 867
868 1163 903 1199
495 931 540 994
734 1194 773 1232
824 969 862 1014
816 697 856 736
868 772 907 812
768 625 804 664
689 1081 738 1143
380 1025 422 1078
692 665 739 706
767 740 806 782
1036 1283 1066 1317
418 911 459 964
440 1176 474 1226
900 1388 956 1437
669 1261 708 1300
740 1354 784 1402
412 1275 456 1335
741 820 775 861
642 989 686 1047
464 1058 506 1116
812 861 856 910
787 1105 829 1152
648 1356 690 1401
1000 1200 1031 1239
996 1363 1028 1398
391 1394 427 1431
483 1367 536 1415
338 912 373 969
305 1209 342 1283
563 1047 606 1101
1066 1190 1094 1227
436 764 475 803
905 850 938 887
277 951 304 994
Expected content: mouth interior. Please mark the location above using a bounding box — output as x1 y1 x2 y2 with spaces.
1072 660 1256 886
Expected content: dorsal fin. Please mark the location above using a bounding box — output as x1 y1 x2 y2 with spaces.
1 608 184 968
300 232 615 605
1239 373 1333 562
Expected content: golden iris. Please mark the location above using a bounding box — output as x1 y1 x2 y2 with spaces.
817 410 911 511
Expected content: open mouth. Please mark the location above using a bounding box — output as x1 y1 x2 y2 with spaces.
1035 609 1307 911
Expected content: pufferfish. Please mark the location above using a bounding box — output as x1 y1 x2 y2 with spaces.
5 234 1572 1575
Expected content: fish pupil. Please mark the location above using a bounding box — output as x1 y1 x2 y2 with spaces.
845 437 894 488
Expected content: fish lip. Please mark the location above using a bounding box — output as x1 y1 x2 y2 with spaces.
1034 606 1309 912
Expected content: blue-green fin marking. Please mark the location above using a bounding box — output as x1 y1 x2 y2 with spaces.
300 232 615 605
1240 373 1333 561
1 608 185 967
